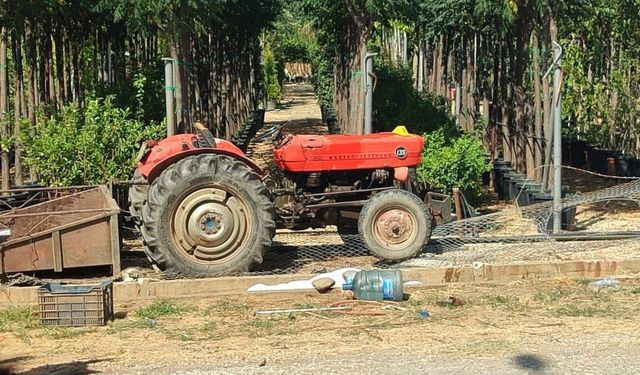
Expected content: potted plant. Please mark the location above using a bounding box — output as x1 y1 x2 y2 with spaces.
263 43 281 110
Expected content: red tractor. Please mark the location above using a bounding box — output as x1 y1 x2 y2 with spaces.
129 124 434 277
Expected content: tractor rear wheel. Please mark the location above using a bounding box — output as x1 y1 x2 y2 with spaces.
140 154 275 277
358 189 432 261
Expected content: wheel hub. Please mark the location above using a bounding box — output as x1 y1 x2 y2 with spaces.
190 206 230 240
172 187 250 263
374 209 415 246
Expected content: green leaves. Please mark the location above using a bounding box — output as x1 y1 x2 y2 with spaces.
372 58 455 135
22 95 164 186
417 129 492 194
262 42 281 101
560 0 640 151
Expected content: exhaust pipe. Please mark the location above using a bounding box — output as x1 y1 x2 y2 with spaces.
363 52 377 135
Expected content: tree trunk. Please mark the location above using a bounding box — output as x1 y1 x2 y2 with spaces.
65 37 73 101
411 29 420 89
465 41 475 131
38 31 47 106
54 26 65 107
542 6 558 190
72 38 84 107
490 40 500 159
45 34 54 106
13 30 25 185
532 29 543 179
500 43 512 162
0 27 9 190
26 22 39 181
168 30 190 133
511 27 528 175
431 37 440 94
608 40 618 149
178 28 192 132
333 11 371 135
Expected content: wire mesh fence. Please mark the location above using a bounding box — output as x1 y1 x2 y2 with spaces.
3 177 639 282
242 177 640 276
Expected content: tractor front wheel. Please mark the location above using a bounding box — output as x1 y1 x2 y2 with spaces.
140 154 275 277
358 189 432 261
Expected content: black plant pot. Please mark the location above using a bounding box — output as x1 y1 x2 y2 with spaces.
562 137 572 166
493 159 513 197
584 144 595 170
615 154 632 177
532 189 576 231
629 158 640 177
592 148 615 175
503 173 525 202
523 182 543 206
570 139 587 167
515 180 530 206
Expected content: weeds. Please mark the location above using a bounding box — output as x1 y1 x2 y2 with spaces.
134 299 194 319
554 303 613 318
201 321 225 340
0 306 39 332
246 317 293 338
14 329 32 344
463 339 514 354
107 318 158 334
476 294 524 312
201 299 249 315
250 319 275 330
41 327 96 339
574 278 593 287
533 290 568 304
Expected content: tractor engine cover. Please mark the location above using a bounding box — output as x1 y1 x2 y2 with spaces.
274 130 424 172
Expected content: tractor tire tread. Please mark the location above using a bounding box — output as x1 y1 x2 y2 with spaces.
127 168 148 229
358 189 432 261
140 154 275 277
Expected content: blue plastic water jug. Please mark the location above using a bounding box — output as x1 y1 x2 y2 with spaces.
342 269 404 302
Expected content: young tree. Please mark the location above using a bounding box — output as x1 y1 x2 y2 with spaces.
304 0 407 134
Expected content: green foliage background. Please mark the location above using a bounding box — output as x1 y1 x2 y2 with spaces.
262 43 282 101
372 59 454 136
22 76 165 186
418 129 492 194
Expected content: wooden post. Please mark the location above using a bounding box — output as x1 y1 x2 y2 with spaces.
453 186 463 221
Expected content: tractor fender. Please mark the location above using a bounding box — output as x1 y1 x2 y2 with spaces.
137 134 263 183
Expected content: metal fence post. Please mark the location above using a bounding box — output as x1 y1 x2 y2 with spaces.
162 58 176 136
552 42 563 233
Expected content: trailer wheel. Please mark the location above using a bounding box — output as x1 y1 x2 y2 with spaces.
141 154 275 277
128 168 148 228
358 189 432 261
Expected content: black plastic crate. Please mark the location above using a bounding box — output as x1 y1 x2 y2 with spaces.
38 280 114 327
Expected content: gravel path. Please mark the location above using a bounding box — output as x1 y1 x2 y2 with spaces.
91 332 640 374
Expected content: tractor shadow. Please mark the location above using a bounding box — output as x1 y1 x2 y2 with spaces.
256 233 374 274
255 233 444 274
0 357 107 375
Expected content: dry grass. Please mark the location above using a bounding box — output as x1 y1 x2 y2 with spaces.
3 277 640 373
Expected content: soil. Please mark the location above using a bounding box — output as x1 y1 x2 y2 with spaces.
2 278 640 374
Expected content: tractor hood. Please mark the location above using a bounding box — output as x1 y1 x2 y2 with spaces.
273 129 424 172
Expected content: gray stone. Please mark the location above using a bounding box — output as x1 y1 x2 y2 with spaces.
312 277 335 292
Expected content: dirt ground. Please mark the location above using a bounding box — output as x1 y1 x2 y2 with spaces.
2 278 640 374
